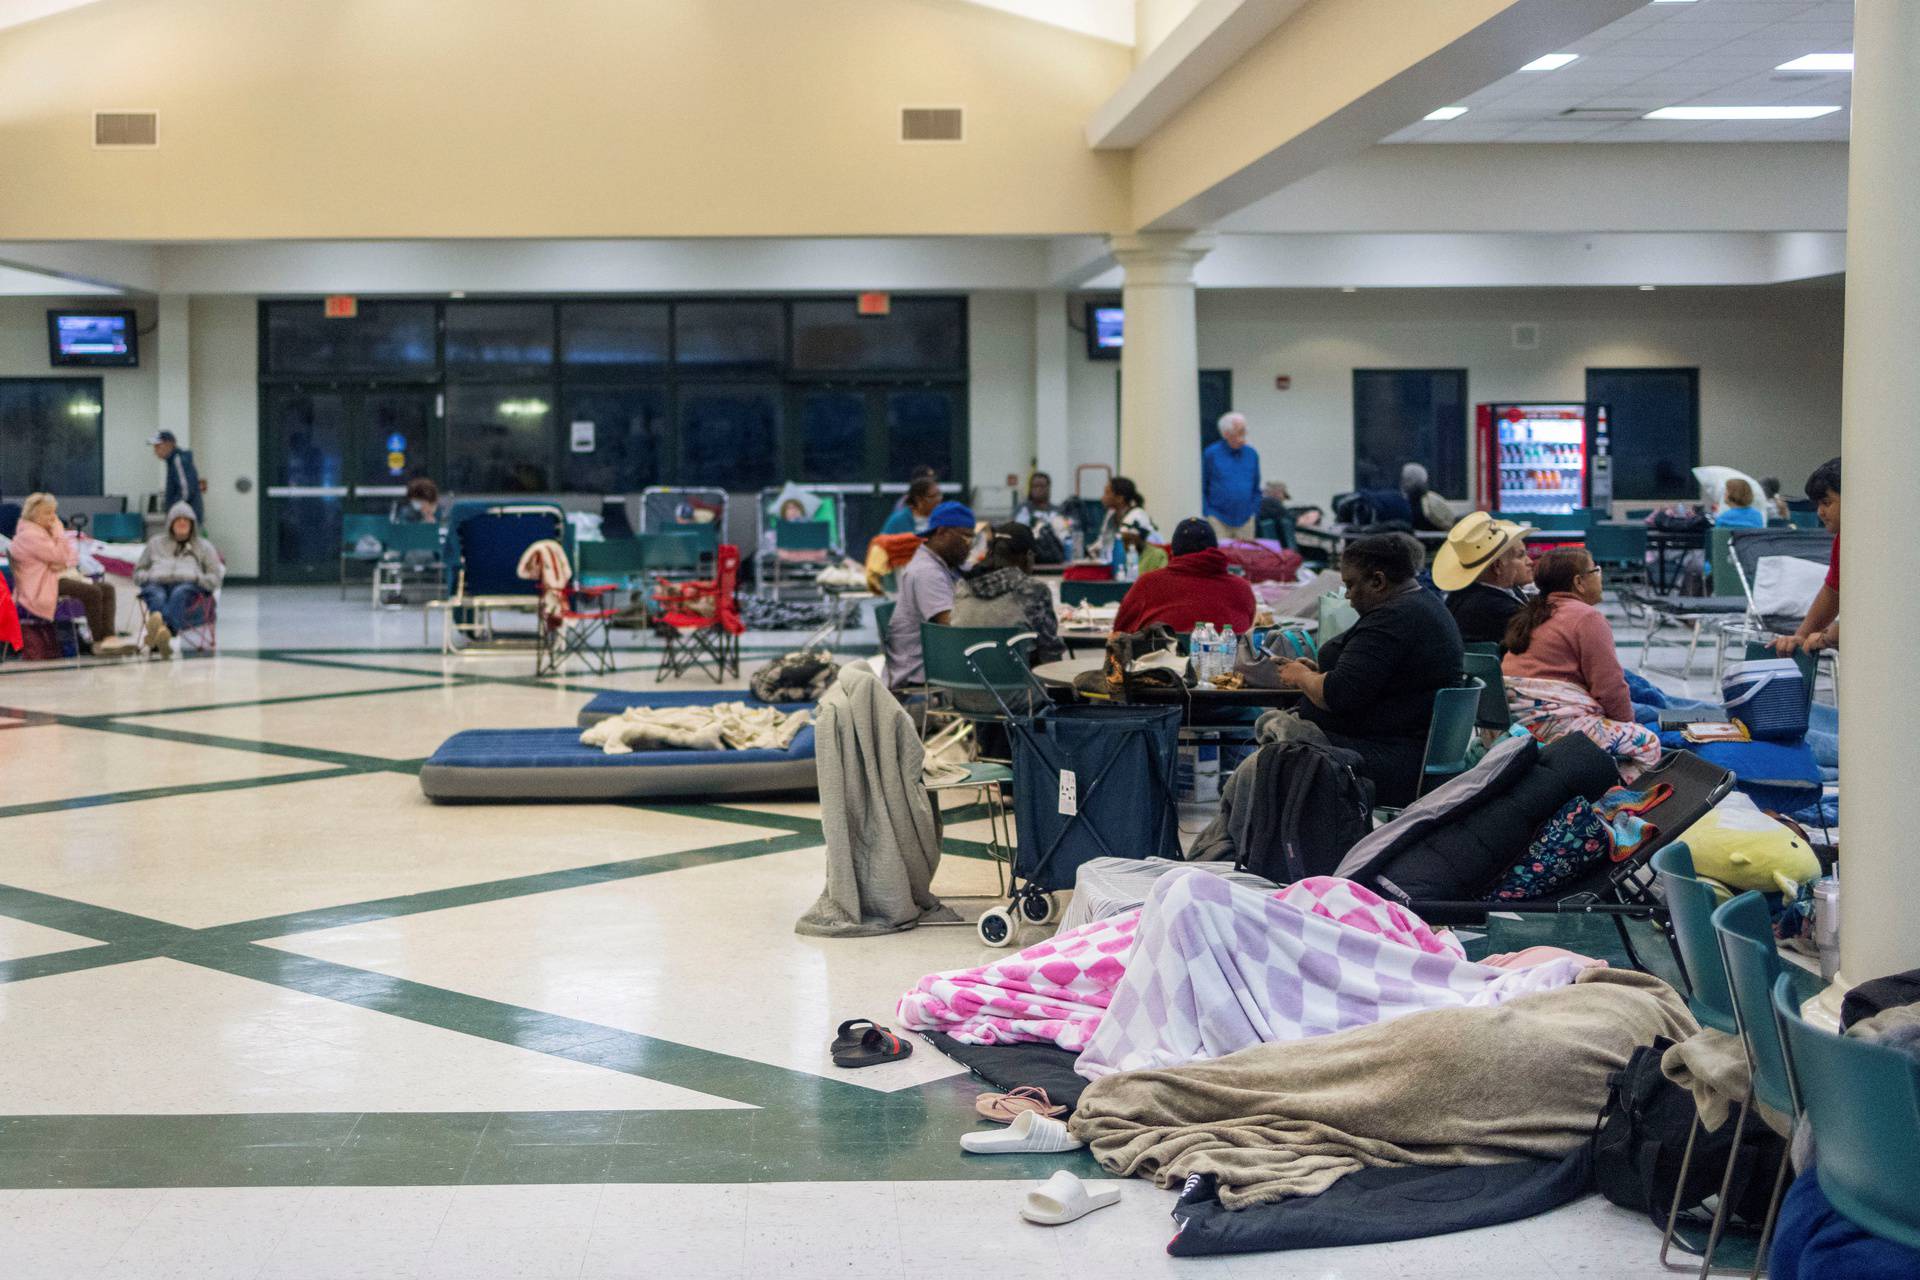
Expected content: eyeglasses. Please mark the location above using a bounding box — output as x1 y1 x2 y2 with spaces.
1576 566 1604 578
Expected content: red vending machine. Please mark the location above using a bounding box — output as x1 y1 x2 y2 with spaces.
1475 402 1612 516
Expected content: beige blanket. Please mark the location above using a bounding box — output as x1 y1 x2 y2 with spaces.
1068 967 1696 1208
579 703 811 755
1662 1027 1791 1138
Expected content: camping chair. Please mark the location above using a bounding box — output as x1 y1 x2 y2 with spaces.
432 504 567 654
1772 974 1920 1255
339 513 391 599
575 538 654 631
1462 652 1511 731
1705 892 1818 1278
1060 580 1130 608
1588 520 1649 593
1623 526 1748 675
1712 529 1835 682
531 543 621 678
1418 679 1484 796
652 543 743 681
768 519 835 600
371 521 445 608
638 486 727 541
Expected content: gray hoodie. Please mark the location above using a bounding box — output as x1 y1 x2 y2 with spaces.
135 501 225 592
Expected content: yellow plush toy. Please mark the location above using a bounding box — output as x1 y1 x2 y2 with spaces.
1681 793 1821 898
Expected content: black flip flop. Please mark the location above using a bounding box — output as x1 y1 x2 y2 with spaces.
831 1018 880 1056
832 1026 913 1069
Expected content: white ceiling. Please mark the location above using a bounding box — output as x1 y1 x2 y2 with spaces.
0 0 98 33
1386 0 1852 144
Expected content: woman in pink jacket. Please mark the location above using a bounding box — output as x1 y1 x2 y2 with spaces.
9 493 134 655
1501 546 1659 775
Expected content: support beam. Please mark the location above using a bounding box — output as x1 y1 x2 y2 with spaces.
1032 291 1071 484
1113 232 1213 531
1128 0 1642 231
1836 0 1920 982
155 295 191 444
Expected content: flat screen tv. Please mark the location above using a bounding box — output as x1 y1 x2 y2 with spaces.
48 309 139 367
1086 303 1122 360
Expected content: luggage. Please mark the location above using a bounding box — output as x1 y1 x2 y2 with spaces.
1722 657 1809 741
1230 740 1375 885
749 646 837 702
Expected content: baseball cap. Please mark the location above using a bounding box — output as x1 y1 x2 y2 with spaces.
924 501 976 533
148 430 177 445
1170 517 1217 558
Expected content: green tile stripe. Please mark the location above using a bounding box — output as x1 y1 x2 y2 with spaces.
0 765 362 823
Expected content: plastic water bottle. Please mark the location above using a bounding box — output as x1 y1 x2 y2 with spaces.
1192 623 1214 678
1125 545 1140 581
1219 625 1236 674
1110 535 1127 578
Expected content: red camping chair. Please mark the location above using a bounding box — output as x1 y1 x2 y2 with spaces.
652 543 743 682
534 575 619 678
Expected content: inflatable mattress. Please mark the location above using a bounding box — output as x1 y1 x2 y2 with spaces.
419 724 818 802
575 689 804 727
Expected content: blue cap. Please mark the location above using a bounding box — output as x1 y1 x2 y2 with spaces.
924 500 975 533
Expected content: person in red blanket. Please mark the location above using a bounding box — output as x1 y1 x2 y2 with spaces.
1110 518 1255 636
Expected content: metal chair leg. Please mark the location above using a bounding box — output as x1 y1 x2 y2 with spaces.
1747 1142 1793 1280
1694 1092 1754 1279
1660 1112 1706 1270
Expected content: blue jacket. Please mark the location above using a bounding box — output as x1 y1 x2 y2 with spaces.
1714 505 1766 529
163 447 204 524
1202 440 1260 527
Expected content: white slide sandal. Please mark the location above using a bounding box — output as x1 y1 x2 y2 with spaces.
959 1109 1083 1154
1021 1171 1121 1226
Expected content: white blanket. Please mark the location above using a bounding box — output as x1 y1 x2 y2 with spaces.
579 702 810 754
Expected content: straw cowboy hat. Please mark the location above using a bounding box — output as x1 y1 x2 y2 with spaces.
1432 511 1536 592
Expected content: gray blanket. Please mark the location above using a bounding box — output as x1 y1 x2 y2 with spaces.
795 661 959 937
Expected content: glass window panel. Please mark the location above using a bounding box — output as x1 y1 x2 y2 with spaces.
679 386 779 491
561 386 668 493
267 389 348 489
791 298 965 373
1351 369 1468 495
264 301 438 377
0 378 104 495
357 392 437 489
885 387 959 483
446 385 554 492
1586 368 1700 500
674 301 784 374
445 303 555 379
560 302 669 371
796 390 869 482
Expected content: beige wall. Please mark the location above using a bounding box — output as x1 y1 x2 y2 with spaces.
1060 284 1846 511
0 0 1131 240
0 295 157 507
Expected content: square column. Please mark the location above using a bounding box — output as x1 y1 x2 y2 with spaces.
1110 232 1214 532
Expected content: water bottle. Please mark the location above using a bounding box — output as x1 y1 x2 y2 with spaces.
1125 545 1140 581
1193 623 1215 679
1813 875 1840 981
1219 625 1236 674
1110 534 1127 578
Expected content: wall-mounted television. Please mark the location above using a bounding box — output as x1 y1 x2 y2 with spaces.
48 309 139 367
1086 302 1122 360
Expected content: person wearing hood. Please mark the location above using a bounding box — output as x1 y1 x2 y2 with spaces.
135 501 224 655
952 522 1063 666
1110 518 1255 636
9 492 136 655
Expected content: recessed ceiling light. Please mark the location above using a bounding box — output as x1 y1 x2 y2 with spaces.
1520 53 1579 72
1639 285 1657 292
1424 106 1468 121
1646 105 1842 121
1776 53 1853 73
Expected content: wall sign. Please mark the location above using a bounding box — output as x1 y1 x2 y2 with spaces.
570 420 596 453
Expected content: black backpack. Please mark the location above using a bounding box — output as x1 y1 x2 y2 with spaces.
1591 1039 1788 1231
1233 741 1375 884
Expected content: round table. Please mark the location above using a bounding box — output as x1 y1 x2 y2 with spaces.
1030 655 1304 712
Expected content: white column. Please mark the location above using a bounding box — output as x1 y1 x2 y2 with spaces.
1837 0 1920 981
1111 232 1213 533
156 294 191 445
1032 290 1070 485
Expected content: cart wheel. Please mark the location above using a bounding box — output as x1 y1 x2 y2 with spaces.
1018 891 1053 926
977 907 1016 948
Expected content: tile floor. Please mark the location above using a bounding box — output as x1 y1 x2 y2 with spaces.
0 587 1736 1277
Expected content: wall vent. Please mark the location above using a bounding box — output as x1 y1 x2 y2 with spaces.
900 106 965 143
94 110 158 148
1512 323 1541 351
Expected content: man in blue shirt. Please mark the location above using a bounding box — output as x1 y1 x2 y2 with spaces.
149 430 204 525
1202 412 1260 541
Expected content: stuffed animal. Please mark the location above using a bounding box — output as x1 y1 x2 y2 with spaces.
1681 792 1821 898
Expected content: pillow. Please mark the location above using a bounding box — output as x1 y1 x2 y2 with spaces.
1485 797 1613 901
1751 555 1826 620
1683 792 1821 897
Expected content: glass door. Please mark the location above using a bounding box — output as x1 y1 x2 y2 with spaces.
262 387 440 582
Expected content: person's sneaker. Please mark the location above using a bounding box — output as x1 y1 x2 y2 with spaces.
144 612 173 658
95 635 136 656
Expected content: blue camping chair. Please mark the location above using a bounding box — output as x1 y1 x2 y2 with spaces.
436 504 567 654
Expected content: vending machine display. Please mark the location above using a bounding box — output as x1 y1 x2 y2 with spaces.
1475 403 1610 516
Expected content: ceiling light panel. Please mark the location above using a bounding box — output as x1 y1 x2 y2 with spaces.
1775 53 1853 72
1423 106 1468 120
1519 53 1579 71
1644 104 1842 119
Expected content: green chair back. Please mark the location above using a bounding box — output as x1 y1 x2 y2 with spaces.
920 623 1021 711
1586 521 1647 569
1464 641 1501 656
1419 679 1484 793
1651 844 1739 1034
774 519 834 553
1708 527 1744 597
1462 651 1510 730
89 512 144 541
341 514 390 555
576 538 649 579
383 522 442 556
638 531 708 575
1317 594 1358 645
1061 580 1130 608
1712 892 1800 1119
1529 509 1593 532
1789 511 1823 530
874 600 896 661
1772 972 1920 1252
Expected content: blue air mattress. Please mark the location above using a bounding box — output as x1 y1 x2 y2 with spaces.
575 689 803 727
419 724 817 802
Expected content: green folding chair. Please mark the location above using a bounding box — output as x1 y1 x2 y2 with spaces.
1060 580 1130 608
1772 973 1920 1254
874 600 896 666
1417 678 1483 796
1461 652 1510 731
575 538 652 628
919 623 1021 745
339 513 390 599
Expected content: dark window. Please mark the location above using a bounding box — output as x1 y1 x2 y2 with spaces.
561 386 668 493
264 301 438 377
446 385 554 492
674 301 784 375
560 302 670 372
1352 369 1468 495
679 386 779 490
795 389 869 483
1197 369 1234 450
444 303 555 379
791 298 965 373
0 378 105 496
885 387 962 482
1586 367 1700 500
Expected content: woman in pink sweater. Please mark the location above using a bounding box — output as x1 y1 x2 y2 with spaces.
1502 547 1659 774
9 493 134 655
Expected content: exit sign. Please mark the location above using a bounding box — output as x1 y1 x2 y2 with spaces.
857 292 891 316
323 295 358 319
